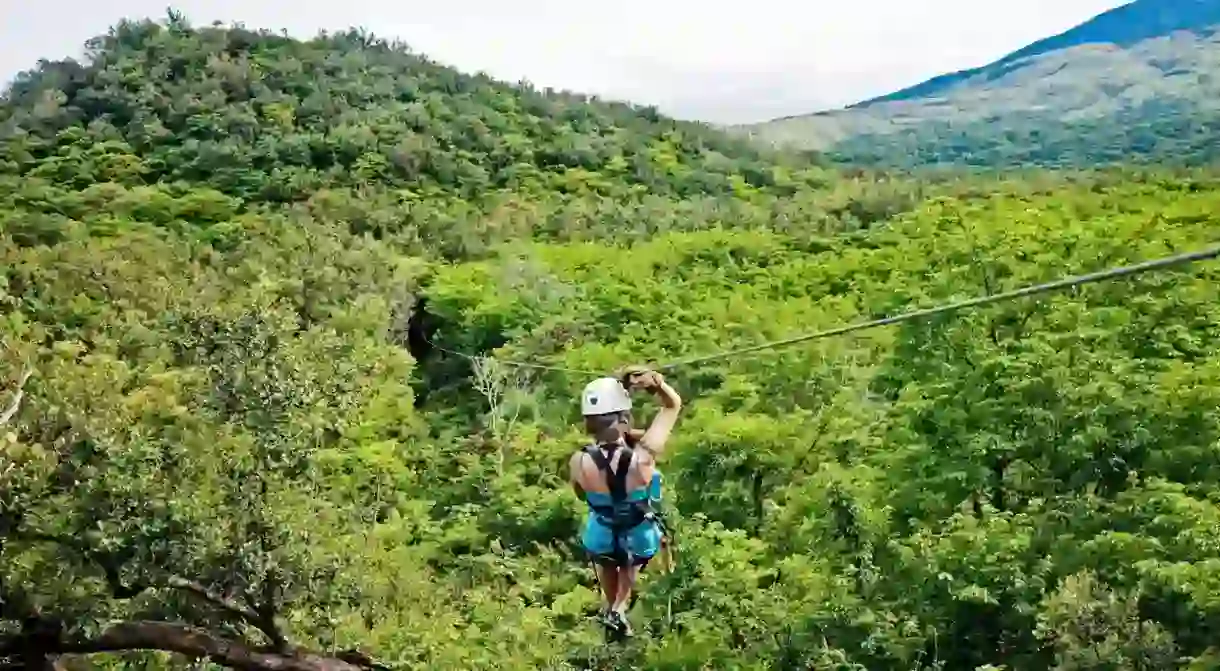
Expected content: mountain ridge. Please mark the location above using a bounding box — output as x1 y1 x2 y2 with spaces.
737 0 1220 168
854 0 1220 107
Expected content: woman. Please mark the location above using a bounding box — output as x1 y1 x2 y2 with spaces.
568 367 682 637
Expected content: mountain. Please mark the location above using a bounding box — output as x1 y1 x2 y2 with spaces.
737 0 1220 168
860 0 1220 106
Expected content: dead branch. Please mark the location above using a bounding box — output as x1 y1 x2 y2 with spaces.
470 357 531 474
164 577 262 630
471 356 529 440
1 370 32 427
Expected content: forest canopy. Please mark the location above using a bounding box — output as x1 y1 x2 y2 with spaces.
3 11 1220 671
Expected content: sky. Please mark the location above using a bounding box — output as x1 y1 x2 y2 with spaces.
1 0 1125 124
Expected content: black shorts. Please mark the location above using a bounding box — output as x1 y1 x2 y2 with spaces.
590 552 653 569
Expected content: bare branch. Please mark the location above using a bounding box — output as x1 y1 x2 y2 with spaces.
0 369 32 427
470 357 532 473
471 357 506 439
164 577 262 629
501 367 529 439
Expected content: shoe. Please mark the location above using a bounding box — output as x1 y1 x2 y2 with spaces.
605 609 633 638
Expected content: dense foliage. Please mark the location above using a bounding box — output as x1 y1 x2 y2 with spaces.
4 12 1220 671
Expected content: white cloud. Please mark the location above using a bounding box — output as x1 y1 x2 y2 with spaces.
1 0 1125 123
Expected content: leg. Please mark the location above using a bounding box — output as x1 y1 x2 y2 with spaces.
605 524 661 638
594 562 619 611
594 559 630 640
610 564 640 613
612 522 660 612
604 562 644 639
582 517 618 612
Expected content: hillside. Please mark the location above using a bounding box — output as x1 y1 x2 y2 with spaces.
738 0 1220 168
0 13 923 259
6 12 1220 671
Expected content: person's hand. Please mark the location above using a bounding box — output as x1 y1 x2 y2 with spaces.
620 365 661 392
644 371 665 391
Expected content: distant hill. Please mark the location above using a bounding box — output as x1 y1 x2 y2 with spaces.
0 13 933 259
0 16 805 208
737 0 1220 168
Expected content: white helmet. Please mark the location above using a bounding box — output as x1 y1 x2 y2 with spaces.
581 377 632 416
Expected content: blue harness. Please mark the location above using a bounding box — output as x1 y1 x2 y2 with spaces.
582 444 664 566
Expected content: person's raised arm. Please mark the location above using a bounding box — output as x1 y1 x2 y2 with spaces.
623 369 682 459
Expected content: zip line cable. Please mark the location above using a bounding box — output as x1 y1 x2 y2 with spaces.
428 244 1220 377
424 336 605 376
659 244 1220 370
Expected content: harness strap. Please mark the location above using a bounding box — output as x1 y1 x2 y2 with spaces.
585 444 632 502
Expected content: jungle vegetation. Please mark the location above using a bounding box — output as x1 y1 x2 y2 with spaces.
3 12 1220 671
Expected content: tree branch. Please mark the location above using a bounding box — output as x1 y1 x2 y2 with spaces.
164 577 262 628
0 369 32 427
255 575 288 653
0 621 376 671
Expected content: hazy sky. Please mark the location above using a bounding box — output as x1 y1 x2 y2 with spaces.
2 0 1124 124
